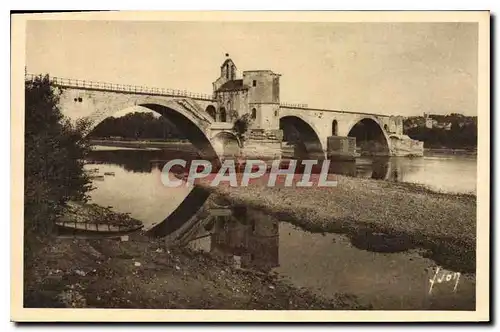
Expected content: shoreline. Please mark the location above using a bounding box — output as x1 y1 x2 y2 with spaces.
90 139 477 152
24 172 476 309
196 174 476 273
89 139 193 150
24 202 365 309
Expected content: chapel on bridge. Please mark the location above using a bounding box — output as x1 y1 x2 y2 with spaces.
212 55 281 131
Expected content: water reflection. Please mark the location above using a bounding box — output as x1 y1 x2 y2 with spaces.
85 146 476 241
168 195 475 310
147 185 210 238
87 148 408 182
84 147 476 309
88 146 476 194
168 197 279 273
332 157 408 181
334 154 476 194
87 148 200 173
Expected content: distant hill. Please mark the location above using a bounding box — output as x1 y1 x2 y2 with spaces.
403 113 477 149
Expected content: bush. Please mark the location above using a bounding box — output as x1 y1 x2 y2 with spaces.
404 117 477 149
24 75 92 236
232 113 252 143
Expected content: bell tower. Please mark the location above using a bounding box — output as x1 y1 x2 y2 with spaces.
213 54 237 92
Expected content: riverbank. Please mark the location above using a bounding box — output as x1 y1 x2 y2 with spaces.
197 175 476 273
89 139 194 151
23 204 366 310
425 148 477 155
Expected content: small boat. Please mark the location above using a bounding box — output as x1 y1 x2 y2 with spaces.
209 208 232 217
84 167 100 172
90 175 105 181
85 160 103 165
103 172 115 176
55 220 143 234
57 201 144 236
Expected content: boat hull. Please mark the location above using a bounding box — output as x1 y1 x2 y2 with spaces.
55 221 143 235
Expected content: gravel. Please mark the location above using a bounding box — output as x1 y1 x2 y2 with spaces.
198 174 476 272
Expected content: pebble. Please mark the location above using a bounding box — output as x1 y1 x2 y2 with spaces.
75 269 86 276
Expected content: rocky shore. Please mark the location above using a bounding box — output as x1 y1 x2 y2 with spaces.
24 203 366 310
24 172 476 309
197 174 476 273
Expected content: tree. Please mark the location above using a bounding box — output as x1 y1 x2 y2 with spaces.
24 75 92 236
232 113 252 144
89 111 185 140
404 114 477 149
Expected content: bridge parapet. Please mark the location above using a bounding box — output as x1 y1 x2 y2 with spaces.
280 102 309 108
25 73 215 102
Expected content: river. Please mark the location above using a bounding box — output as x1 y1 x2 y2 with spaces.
84 145 476 310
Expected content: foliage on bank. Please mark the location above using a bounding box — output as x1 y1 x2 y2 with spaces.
24 75 92 237
89 111 185 140
232 113 253 143
404 117 477 149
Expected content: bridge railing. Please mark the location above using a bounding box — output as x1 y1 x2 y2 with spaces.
280 102 309 108
25 73 215 101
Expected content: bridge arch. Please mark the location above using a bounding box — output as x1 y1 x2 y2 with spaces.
211 131 241 158
139 102 218 159
345 115 390 156
205 105 217 121
279 115 325 159
85 97 221 159
80 97 230 238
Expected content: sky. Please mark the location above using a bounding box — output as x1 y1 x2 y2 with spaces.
26 20 478 116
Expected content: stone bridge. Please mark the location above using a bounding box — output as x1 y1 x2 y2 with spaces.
27 55 423 160
27 57 426 237
278 105 417 158
35 75 240 160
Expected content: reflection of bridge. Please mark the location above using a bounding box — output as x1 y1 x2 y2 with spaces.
27 55 423 159
162 196 280 273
